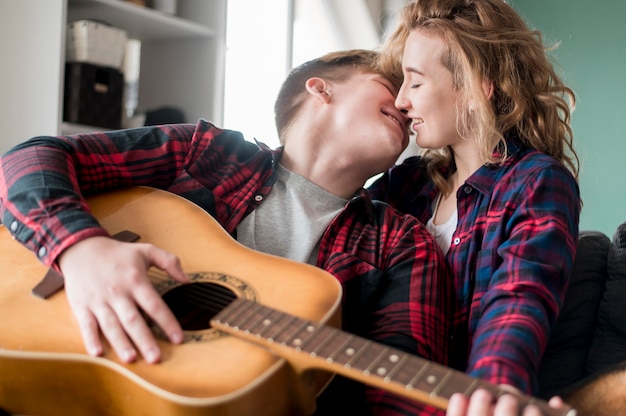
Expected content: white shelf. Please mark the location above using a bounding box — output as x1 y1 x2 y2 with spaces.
0 0 225 154
67 0 216 40
62 0 227 129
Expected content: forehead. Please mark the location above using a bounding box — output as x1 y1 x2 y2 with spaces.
402 30 447 72
347 70 399 93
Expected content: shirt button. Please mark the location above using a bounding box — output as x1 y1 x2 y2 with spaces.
453 237 461 245
254 194 263 202
10 221 18 232
38 246 47 258
463 185 473 194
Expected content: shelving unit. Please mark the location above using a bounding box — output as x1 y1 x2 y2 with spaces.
64 0 228 134
0 0 227 154
67 0 217 40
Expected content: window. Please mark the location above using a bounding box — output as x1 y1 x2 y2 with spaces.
224 0 394 149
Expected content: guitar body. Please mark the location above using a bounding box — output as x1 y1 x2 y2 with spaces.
0 187 342 416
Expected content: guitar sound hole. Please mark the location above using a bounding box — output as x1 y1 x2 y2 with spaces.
162 282 237 331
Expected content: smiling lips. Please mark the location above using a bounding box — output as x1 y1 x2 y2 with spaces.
412 118 424 131
383 110 403 129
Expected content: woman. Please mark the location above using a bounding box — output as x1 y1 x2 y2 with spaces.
371 0 581 414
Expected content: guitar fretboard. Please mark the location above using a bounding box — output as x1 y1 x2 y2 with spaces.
211 298 576 416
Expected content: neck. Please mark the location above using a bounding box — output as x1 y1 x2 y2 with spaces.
450 141 484 191
280 147 367 200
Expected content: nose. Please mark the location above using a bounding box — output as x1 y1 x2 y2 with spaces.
395 83 410 112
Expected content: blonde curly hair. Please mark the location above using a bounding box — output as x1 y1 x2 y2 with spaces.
378 0 579 194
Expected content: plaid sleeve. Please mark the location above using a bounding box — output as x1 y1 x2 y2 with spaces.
0 123 197 266
467 163 580 393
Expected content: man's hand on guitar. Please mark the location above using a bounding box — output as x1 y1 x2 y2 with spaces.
58 236 190 364
447 388 567 416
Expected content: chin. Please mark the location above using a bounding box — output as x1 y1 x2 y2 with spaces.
415 137 438 150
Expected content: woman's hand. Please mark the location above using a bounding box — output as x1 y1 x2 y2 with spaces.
59 236 190 363
447 386 567 416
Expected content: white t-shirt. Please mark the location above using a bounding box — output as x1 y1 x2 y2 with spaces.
425 193 458 255
236 164 347 264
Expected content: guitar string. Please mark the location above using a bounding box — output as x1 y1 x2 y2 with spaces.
148 269 236 314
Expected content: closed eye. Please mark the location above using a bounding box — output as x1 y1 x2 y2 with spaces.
374 76 398 95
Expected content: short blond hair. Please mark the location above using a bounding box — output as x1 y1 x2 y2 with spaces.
274 49 402 145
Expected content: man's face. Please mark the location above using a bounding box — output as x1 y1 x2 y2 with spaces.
327 72 410 174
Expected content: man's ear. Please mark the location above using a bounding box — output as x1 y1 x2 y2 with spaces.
306 77 331 103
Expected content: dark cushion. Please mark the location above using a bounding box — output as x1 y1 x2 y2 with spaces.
537 231 611 399
613 221 626 248
585 235 626 376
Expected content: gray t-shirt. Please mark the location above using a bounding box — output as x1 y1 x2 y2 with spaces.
236 164 348 264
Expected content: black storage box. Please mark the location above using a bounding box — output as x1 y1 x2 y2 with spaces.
63 62 123 130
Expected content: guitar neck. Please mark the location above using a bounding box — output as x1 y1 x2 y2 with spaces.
212 298 576 416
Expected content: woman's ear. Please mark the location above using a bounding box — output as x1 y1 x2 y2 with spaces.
482 78 494 100
468 78 494 112
306 77 332 103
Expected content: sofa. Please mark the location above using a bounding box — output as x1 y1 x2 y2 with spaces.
537 221 626 414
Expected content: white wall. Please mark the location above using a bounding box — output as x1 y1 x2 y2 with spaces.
0 0 66 155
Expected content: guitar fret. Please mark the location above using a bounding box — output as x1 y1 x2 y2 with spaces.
281 319 318 350
452 373 497 400
363 346 394 377
407 361 431 389
266 314 298 343
349 341 389 373
296 324 336 353
385 355 430 387
231 300 267 333
314 329 363 364
214 298 249 330
245 306 284 339
326 333 355 363
430 369 454 397
463 378 480 397
343 338 372 369
409 362 452 396
333 336 369 368
304 326 336 357
383 352 410 382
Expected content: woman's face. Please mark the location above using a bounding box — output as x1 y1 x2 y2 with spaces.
396 30 464 150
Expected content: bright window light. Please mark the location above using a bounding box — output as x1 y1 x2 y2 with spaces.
224 0 290 149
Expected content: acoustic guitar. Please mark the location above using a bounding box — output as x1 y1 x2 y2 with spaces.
0 187 576 416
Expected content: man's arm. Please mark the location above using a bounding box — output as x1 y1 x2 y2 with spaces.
0 123 198 362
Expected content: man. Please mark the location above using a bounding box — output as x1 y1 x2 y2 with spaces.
0 50 450 414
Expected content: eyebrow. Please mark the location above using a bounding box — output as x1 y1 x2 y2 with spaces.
403 66 425 76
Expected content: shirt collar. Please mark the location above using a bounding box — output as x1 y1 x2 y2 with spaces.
463 139 526 196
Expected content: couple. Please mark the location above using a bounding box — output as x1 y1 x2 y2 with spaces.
0 0 580 415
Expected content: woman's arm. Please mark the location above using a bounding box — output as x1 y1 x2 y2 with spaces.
468 163 580 394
